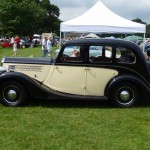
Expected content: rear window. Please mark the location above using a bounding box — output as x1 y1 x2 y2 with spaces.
116 47 136 64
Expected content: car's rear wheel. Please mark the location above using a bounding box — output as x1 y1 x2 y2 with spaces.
0 81 27 107
111 82 139 108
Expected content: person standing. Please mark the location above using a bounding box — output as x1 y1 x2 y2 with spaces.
47 37 52 58
12 41 17 57
42 37 48 57
10 36 15 46
15 35 20 49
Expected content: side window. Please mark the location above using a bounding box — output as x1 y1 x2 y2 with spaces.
60 45 83 62
89 45 112 63
116 47 136 64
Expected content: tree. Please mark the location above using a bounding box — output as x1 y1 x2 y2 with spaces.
38 0 61 35
146 24 150 37
0 0 46 37
0 0 61 37
132 18 150 37
132 18 147 25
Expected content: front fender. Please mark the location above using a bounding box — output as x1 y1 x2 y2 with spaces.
105 75 150 97
0 71 49 98
0 66 7 74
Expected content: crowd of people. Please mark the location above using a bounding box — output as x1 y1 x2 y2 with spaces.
1 35 58 58
137 39 150 60
2 35 150 60
11 35 31 56
12 35 54 58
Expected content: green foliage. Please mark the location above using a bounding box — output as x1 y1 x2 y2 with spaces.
132 18 147 25
0 0 150 39
38 0 61 34
146 24 150 37
0 0 61 36
132 18 150 37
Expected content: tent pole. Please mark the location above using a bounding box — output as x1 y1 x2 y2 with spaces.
143 33 145 52
64 32 66 39
59 31 62 48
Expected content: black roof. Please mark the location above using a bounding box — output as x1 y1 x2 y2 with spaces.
65 38 138 46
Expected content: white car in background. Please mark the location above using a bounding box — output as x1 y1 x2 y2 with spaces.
32 34 41 44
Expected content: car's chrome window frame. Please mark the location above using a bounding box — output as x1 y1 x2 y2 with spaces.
59 45 84 63
88 45 112 64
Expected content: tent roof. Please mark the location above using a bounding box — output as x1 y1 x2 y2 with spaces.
84 33 100 38
60 0 146 33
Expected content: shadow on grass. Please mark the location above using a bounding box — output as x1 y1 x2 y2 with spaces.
27 98 114 109
27 98 150 109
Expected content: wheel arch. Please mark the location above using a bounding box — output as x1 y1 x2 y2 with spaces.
105 75 150 99
0 72 49 99
0 78 28 95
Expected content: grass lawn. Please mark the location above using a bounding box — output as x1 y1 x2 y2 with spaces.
0 45 57 60
0 45 150 149
0 102 150 150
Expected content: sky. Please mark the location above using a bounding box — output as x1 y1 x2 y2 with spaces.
50 0 150 24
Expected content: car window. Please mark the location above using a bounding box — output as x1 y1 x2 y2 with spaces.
89 45 112 63
116 47 136 64
60 45 83 62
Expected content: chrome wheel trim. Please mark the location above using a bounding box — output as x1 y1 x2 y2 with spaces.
3 85 21 104
7 90 17 100
120 91 130 101
116 86 134 105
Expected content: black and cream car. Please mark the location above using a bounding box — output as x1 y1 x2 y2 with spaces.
0 39 150 107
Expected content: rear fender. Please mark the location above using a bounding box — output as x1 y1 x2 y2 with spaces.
105 75 150 98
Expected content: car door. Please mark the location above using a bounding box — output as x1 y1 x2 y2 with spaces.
86 45 118 96
49 45 85 95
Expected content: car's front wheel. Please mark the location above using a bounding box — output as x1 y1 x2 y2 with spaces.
0 80 27 107
111 82 139 108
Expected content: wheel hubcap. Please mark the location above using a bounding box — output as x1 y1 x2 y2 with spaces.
120 91 130 101
7 90 17 100
3 85 21 103
116 86 134 104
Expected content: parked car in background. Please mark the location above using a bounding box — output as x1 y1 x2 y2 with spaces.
20 39 37 48
32 34 41 44
1 41 11 48
0 38 150 108
52 36 60 46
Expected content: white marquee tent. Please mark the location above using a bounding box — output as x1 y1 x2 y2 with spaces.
84 33 100 38
60 0 146 34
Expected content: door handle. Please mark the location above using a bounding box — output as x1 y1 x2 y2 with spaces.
55 66 58 69
84 67 91 71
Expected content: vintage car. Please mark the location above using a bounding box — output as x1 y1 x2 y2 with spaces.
0 38 150 108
